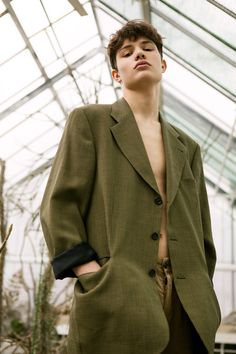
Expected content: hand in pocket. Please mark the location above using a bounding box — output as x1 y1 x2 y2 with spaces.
73 260 101 277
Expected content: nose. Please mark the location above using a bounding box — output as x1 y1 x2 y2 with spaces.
135 49 146 61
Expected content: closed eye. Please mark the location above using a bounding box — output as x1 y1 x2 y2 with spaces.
121 51 132 57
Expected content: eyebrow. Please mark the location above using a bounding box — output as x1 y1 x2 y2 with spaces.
119 40 155 52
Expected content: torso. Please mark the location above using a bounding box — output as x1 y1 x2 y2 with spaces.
136 118 169 259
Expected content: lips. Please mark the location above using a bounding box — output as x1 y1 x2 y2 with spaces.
134 60 151 69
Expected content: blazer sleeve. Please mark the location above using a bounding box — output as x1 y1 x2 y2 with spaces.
40 107 98 280
191 143 216 280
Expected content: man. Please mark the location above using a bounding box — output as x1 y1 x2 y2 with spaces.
40 20 221 354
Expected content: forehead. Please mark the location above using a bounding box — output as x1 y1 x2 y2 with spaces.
120 36 155 48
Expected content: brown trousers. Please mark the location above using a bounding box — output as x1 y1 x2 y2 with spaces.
155 258 208 354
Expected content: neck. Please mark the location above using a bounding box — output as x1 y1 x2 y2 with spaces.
123 85 161 122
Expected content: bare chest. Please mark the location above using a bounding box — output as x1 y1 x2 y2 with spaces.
137 121 166 193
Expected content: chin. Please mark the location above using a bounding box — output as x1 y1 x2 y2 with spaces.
127 77 161 90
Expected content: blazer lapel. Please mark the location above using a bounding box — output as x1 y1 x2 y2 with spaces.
160 114 186 209
110 98 159 194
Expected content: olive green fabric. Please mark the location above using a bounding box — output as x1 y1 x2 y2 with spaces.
40 98 221 354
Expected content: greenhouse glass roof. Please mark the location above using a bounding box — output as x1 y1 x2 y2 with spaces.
0 0 235 208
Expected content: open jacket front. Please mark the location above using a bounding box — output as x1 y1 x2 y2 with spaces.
40 98 221 354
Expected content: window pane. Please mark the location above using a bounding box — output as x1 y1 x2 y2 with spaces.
0 14 25 64
12 0 49 36
0 49 42 104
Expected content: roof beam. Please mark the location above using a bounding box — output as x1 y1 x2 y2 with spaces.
67 0 88 16
90 0 119 100
2 0 68 117
164 47 236 103
0 47 103 120
97 0 236 102
159 0 235 52
207 0 236 19
151 5 236 68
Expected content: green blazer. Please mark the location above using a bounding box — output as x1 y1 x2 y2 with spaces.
40 98 221 354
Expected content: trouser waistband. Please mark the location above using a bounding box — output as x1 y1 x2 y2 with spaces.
155 257 173 322
156 257 171 268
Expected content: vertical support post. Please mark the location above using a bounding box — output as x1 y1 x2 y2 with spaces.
0 159 6 337
141 0 151 23
140 0 164 112
90 0 119 100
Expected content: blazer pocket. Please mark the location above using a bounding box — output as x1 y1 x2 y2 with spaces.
78 257 110 293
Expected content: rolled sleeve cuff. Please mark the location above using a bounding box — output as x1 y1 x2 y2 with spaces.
52 242 98 279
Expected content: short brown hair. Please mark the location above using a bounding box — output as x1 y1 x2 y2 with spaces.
107 20 163 70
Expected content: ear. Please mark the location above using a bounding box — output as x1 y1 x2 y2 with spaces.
161 59 167 73
112 69 122 84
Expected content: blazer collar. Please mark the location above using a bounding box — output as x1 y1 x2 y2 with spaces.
110 98 186 208
110 98 159 194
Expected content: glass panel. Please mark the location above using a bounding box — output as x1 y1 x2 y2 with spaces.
0 1 5 13
215 0 236 12
40 100 65 125
52 9 97 54
64 35 101 64
95 5 122 40
5 126 62 184
0 96 65 185
5 149 36 179
0 112 28 139
12 0 49 37
40 0 72 23
73 55 113 103
45 26 64 57
29 128 63 155
151 12 236 96
151 0 236 45
13 88 54 115
30 30 58 66
151 0 235 63
0 14 25 64
163 104 236 190
163 57 236 132
98 85 117 103
53 76 84 110
100 0 142 19
0 77 45 113
44 58 67 78
0 49 42 104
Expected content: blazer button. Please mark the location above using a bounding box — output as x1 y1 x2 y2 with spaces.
154 195 162 205
148 269 156 278
151 232 160 240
